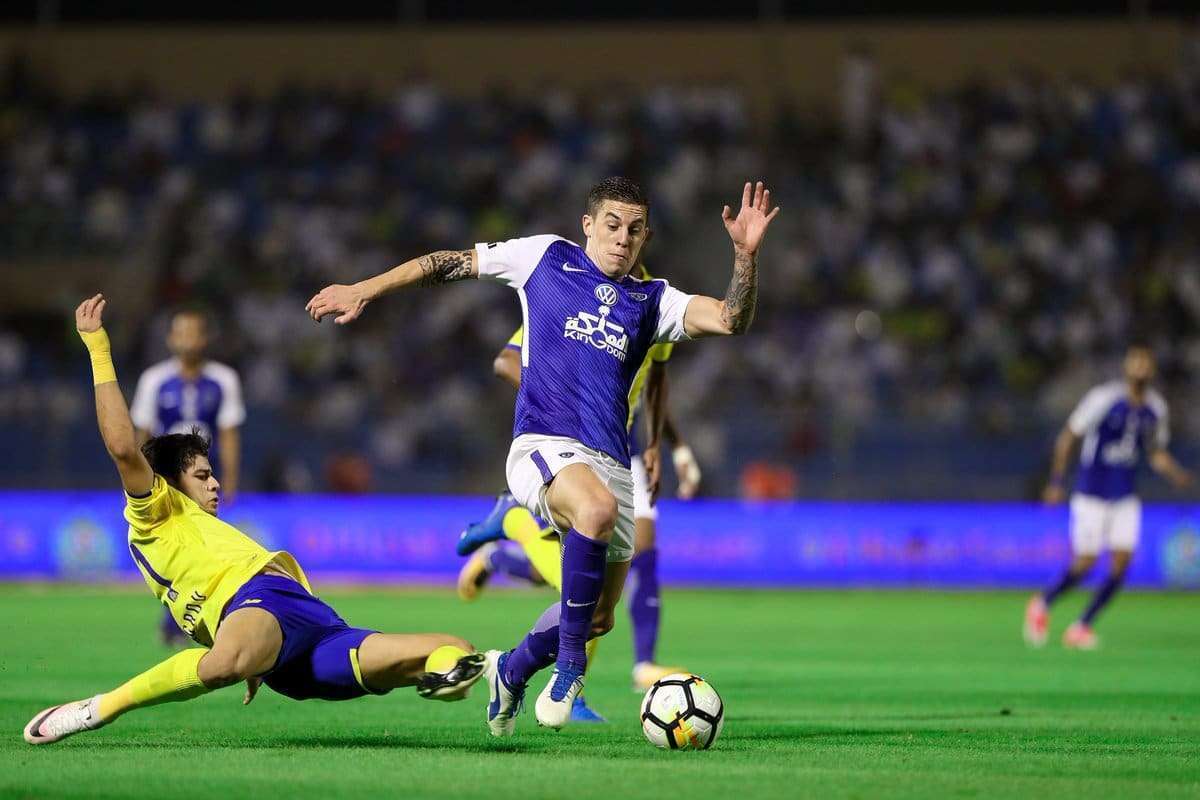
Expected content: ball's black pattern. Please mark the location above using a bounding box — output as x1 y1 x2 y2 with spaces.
640 674 723 750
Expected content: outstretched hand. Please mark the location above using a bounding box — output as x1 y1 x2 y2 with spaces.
76 293 107 333
722 181 780 255
306 284 367 325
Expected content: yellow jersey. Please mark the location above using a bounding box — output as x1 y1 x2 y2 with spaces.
505 264 674 431
124 475 310 646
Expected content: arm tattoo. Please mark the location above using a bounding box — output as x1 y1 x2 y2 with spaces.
720 249 758 334
415 250 474 287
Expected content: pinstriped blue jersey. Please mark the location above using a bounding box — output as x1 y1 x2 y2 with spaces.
476 236 693 466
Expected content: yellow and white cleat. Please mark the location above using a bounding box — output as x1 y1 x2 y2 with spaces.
456 543 496 602
632 662 690 692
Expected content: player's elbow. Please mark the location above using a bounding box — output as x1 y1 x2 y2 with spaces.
106 441 141 464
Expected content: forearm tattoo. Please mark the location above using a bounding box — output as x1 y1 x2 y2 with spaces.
415 250 474 287
720 249 758 334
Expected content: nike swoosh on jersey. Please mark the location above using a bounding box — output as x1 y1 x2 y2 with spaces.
561 263 588 273
565 599 596 608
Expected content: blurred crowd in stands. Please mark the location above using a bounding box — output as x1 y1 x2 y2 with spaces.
3 41 1200 498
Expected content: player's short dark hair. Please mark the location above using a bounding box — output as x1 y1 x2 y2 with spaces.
586 177 649 218
141 429 211 485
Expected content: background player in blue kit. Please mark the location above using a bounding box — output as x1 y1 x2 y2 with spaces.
1025 345 1193 649
306 177 779 734
131 309 246 645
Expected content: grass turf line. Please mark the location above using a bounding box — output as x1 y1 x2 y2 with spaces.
1 587 1197 799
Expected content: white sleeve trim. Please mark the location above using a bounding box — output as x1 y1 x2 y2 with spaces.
207 362 247 429
475 235 565 289
129 360 172 432
1067 383 1120 436
652 280 695 343
1147 389 1170 449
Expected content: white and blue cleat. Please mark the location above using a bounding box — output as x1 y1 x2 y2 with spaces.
485 649 525 737
535 664 585 730
570 694 607 723
457 492 520 557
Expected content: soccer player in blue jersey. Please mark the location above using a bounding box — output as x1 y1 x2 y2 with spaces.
131 309 246 645
1025 345 1193 649
307 177 778 734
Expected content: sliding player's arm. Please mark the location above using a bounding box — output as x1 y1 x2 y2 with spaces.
306 249 478 325
76 294 154 497
682 181 780 339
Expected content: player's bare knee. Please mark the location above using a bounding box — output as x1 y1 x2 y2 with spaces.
575 494 618 537
197 652 243 689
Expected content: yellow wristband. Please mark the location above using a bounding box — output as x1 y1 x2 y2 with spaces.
79 327 117 386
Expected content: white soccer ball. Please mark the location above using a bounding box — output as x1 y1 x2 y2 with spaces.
639 673 725 750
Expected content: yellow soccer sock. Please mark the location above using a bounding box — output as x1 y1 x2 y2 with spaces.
584 637 599 680
501 508 563 589
97 648 210 722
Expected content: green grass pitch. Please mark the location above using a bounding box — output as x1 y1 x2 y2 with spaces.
1 586 1198 799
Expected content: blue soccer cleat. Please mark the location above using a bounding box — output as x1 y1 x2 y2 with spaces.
457 492 520 557
485 649 526 737
570 694 607 723
535 662 585 730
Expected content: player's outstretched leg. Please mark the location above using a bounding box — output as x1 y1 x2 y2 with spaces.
353 632 484 700
485 603 562 736
24 606 281 745
1025 554 1096 647
458 492 521 556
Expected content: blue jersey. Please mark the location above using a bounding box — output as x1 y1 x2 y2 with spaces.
1068 380 1169 500
130 358 245 474
476 236 693 466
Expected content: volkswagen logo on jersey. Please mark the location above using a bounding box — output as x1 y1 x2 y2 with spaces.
595 284 618 306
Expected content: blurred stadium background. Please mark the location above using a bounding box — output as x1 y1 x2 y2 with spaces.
2 6 1200 583
3 6 1200 798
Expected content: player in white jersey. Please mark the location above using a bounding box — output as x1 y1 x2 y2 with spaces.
307 177 779 734
1025 345 1192 649
130 309 245 645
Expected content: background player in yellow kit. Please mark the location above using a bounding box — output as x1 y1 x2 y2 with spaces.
23 294 484 745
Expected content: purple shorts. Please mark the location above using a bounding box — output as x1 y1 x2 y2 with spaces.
221 574 384 701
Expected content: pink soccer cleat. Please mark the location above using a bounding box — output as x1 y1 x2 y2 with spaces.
23 697 104 745
1063 622 1099 650
1023 594 1049 647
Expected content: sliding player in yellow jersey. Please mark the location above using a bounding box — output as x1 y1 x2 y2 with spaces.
455 264 701 718
24 294 484 745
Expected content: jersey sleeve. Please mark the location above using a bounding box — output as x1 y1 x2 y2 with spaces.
506 326 524 351
129 369 158 432
213 366 247 429
1150 394 1170 449
124 475 173 529
475 235 563 289
654 281 695 343
1067 386 1112 436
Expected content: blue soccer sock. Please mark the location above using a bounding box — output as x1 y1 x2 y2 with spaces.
629 548 661 665
557 529 608 672
1080 574 1125 626
503 603 560 688
1042 567 1084 606
487 540 538 584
